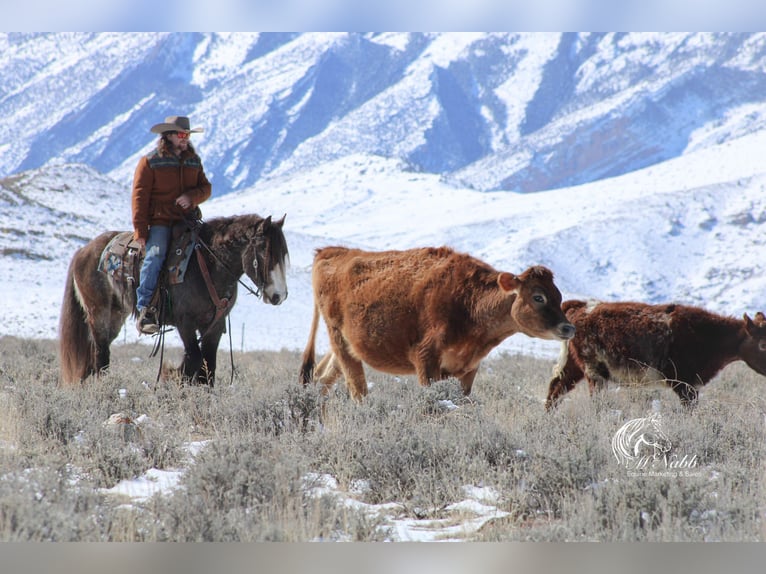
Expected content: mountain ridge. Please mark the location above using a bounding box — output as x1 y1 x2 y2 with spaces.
4 32 766 196
2 32 766 356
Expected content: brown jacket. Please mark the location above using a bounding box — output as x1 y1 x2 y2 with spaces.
131 147 212 241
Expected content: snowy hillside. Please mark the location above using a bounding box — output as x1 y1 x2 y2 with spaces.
2 127 766 358
3 33 766 197
3 32 766 360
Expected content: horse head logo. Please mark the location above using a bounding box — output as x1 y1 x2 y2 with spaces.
611 412 672 468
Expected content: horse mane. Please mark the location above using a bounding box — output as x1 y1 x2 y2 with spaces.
201 214 289 265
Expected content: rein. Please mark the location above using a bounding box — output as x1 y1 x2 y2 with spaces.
185 212 266 331
194 244 232 339
194 237 263 299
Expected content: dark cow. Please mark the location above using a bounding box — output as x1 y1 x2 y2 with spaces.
300 245 575 400
545 299 766 409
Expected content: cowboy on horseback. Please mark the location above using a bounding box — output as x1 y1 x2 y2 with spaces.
132 115 211 334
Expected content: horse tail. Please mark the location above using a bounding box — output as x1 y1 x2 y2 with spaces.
58 255 94 385
299 296 320 386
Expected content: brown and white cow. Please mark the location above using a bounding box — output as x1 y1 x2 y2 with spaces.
545 299 766 410
299 245 575 400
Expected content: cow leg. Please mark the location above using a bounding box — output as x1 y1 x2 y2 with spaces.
413 341 441 387
314 352 343 395
459 368 479 395
545 354 585 410
584 362 610 395
328 330 368 401
671 381 698 410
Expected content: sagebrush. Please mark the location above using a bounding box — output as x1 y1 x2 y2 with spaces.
0 335 764 541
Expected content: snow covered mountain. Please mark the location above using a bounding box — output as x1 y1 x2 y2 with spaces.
4 33 766 196
2 32 766 358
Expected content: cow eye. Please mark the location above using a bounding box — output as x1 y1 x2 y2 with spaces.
533 294 546 304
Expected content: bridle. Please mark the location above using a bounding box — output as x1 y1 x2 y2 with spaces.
151 216 276 385
195 233 266 300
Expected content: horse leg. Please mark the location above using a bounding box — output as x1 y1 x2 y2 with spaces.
91 298 129 376
199 326 225 386
175 325 204 384
79 279 123 379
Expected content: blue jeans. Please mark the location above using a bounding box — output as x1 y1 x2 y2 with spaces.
136 225 171 310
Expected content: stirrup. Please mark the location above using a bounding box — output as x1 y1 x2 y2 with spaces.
136 307 160 335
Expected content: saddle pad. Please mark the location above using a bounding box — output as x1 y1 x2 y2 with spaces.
98 226 197 286
98 231 140 286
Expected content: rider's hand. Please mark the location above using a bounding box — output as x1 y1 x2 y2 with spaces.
176 193 193 211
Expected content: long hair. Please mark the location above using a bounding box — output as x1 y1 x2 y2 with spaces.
157 134 199 159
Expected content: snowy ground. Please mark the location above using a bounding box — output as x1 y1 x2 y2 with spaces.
4 129 766 363
99 397 509 542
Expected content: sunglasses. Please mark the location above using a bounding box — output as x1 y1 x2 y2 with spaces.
173 131 190 140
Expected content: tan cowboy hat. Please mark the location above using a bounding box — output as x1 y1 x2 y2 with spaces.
150 115 204 134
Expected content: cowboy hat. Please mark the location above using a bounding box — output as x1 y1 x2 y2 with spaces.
150 115 204 134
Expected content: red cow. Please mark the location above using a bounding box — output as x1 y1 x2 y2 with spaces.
300 245 575 400
546 299 766 409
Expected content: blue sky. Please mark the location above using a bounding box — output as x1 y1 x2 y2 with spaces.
4 1 766 31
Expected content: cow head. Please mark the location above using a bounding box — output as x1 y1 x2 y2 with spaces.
741 311 766 375
498 265 575 341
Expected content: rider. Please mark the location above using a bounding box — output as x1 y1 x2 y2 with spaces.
132 115 212 335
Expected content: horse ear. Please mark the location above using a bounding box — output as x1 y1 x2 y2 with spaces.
276 213 286 227
256 216 272 235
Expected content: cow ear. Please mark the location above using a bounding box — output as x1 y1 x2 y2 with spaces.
498 272 519 293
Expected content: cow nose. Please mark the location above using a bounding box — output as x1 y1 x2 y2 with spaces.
559 322 576 339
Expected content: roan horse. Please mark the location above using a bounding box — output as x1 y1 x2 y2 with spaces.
59 213 288 386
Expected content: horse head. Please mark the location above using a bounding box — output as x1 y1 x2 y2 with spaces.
243 214 289 306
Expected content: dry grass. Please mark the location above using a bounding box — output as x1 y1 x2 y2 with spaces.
0 334 764 541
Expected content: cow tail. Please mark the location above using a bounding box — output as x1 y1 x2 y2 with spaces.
299 299 320 386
